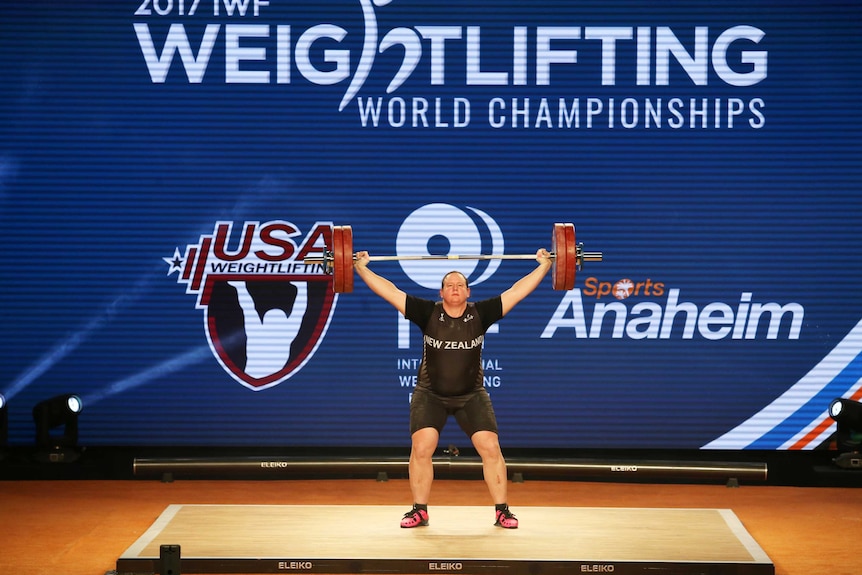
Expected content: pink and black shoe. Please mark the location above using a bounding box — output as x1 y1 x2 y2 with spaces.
494 506 518 529
401 505 429 528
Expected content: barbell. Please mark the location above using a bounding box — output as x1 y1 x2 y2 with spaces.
304 222 603 293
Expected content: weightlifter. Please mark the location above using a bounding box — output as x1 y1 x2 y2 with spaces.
354 248 552 529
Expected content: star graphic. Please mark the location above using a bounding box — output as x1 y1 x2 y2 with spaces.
163 248 185 276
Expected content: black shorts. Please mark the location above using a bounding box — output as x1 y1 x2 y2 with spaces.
409 387 498 436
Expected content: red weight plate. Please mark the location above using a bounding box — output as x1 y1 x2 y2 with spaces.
563 222 576 291
551 222 568 291
331 226 345 293
340 225 354 293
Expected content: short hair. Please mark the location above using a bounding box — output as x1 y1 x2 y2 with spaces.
441 271 469 289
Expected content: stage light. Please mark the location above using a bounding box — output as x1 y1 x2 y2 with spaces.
32 394 83 462
828 398 862 469
0 393 8 449
830 398 862 427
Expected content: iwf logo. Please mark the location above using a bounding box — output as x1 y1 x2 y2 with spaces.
164 220 334 391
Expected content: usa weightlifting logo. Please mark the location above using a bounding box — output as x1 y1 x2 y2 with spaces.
165 220 334 390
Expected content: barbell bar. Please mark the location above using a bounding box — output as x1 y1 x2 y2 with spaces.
304 222 603 293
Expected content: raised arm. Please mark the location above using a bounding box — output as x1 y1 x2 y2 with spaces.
354 250 407 315
499 248 552 316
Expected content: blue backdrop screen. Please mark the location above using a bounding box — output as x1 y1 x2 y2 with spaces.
1 1 860 450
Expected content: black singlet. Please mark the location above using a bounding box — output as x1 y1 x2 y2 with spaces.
404 295 504 397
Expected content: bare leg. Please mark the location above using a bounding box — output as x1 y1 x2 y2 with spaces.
471 430 507 504
409 427 439 504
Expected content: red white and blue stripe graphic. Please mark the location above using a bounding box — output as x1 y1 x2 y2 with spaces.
704 318 862 450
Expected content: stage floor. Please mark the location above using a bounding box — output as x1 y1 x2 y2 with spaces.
116 504 773 575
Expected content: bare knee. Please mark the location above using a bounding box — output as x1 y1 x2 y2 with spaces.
471 431 502 461
411 428 439 460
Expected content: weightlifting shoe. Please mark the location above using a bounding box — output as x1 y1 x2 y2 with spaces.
401 505 429 528
494 507 519 529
